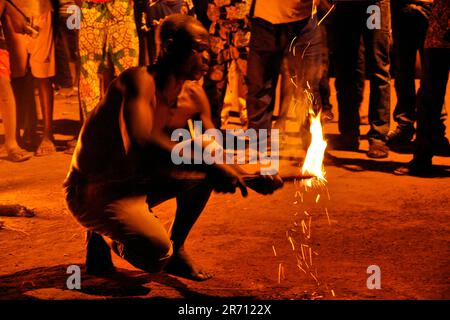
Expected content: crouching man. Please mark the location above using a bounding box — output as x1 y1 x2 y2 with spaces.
64 14 282 281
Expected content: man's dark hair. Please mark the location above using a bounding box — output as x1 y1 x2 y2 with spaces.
156 13 206 58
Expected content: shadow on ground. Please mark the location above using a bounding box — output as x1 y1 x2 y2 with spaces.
0 265 256 300
324 152 450 177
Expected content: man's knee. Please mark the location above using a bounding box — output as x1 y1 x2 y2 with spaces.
117 238 173 273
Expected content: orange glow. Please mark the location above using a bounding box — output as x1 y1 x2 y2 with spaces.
301 109 327 188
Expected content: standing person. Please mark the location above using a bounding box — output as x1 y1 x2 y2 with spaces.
64 14 282 279
3 0 57 156
395 0 450 175
54 0 80 96
332 0 391 158
63 0 139 154
388 0 449 152
246 0 322 134
76 0 139 119
197 0 251 128
0 0 32 161
134 0 194 66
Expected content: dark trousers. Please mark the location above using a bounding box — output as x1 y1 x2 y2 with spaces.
392 3 428 131
333 0 391 140
392 3 447 135
54 16 79 88
415 48 449 162
246 16 322 130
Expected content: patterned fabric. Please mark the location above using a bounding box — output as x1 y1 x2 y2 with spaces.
424 0 450 48
87 0 113 3
206 0 251 82
78 0 139 117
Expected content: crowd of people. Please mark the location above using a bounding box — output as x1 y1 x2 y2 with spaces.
0 0 449 175
0 0 449 281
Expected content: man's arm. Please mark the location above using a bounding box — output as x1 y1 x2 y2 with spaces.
121 69 248 196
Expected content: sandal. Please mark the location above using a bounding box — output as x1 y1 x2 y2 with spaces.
7 147 33 162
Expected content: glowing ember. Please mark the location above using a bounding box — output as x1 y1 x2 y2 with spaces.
301 108 327 188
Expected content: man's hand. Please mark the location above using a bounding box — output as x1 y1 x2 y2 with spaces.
245 173 284 195
208 165 248 197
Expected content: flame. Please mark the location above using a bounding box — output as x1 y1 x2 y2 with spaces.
301 109 327 188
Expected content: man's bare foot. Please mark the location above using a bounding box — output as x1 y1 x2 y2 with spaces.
35 138 56 156
165 249 212 281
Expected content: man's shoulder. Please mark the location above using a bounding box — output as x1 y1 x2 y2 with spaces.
181 80 206 99
119 66 155 93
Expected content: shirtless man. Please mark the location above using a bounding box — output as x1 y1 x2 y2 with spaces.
64 14 282 281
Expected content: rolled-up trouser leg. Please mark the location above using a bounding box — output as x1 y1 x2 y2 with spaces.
71 194 173 273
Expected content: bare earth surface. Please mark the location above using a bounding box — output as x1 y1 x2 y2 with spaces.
0 81 449 300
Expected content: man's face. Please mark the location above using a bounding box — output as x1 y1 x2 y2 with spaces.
178 23 211 81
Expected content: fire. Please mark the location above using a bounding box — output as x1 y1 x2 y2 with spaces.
301 109 327 188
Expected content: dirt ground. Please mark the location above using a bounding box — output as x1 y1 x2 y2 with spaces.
0 80 449 300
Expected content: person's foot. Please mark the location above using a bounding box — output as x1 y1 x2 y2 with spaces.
394 158 433 176
331 135 360 151
386 127 415 146
7 147 33 162
35 138 56 156
165 249 212 281
367 138 389 159
86 231 115 276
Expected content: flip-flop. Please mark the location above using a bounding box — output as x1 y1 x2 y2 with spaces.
7 148 33 162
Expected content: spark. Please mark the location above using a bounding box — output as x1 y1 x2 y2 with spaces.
331 289 336 297
297 264 307 274
290 77 298 88
310 272 319 284
302 41 311 60
272 245 277 257
308 216 312 239
300 244 306 263
318 4 336 26
288 237 296 251
315 194 320 203
289 36 298 54
325 208 331 225
278 263 282 284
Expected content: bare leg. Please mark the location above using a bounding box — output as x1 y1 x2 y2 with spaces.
35 77 56 156
165 182 213 281
10 74 38 148
0 77 33 162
